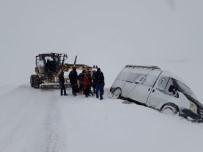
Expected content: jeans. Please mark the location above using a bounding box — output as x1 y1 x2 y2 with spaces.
60 83 67 95
96 83 104 100
71 83 77 96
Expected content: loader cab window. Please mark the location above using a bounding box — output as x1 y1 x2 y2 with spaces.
44 56 57 73
52 55 60 65
36 56 45 67
37 60 44 67
45 56 53 62
54 56 60 64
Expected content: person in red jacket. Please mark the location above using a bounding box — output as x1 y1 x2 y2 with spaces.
83 73 91 97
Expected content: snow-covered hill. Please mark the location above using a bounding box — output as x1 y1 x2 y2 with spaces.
1 0 203 152
0 0 203 90
0 84 203 152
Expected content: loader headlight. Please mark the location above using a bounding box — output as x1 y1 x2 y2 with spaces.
190 102 197 114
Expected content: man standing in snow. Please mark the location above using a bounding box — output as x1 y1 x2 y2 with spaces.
92 70 96 94
78 70 86 94
59 70 68 96
69 67 78 96
95 68 105 100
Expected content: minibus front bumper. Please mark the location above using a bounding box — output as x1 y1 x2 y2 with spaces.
180 108 203 123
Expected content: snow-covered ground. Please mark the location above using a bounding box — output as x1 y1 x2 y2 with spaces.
0 84 203 152
1 0 203 152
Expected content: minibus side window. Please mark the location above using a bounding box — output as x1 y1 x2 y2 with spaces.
157 77 169 91
126 73 139 83
166 78 179 98
165 78 177 96
135 74 146 84
118 72 128 81
118 67 131 81
143 75 157 87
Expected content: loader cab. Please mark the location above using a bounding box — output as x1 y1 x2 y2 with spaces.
36 53 67 75
31 52 68 89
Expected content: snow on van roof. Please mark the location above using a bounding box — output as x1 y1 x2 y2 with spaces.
125 65 161 70
124 65 186 83
125 65 186 84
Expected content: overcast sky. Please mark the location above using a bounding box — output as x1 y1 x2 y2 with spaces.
0 0 203 94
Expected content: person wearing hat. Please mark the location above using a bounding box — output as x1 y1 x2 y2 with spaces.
94 68 105 100
69 67 78 96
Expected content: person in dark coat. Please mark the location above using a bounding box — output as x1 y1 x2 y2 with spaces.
59 71 67 96
86 70 93 95
95 68 105 100
78 70 86 94
69 67 78 96
92 70 96 94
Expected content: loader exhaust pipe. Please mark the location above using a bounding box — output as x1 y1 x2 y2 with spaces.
74 55 77 65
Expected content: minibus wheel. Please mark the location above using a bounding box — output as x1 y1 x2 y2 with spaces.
161 104 178 115
112 88 122 99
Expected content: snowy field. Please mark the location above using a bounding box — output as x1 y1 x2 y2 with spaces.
1 0 203 152
0 84 203 152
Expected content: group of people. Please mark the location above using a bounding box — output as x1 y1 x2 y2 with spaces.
59 67 105 100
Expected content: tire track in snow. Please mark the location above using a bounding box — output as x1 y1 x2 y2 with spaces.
0 86 46 151
0 85 68 152
43 94 68 152
0 85 55 152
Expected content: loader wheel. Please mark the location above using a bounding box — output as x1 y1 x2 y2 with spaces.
30 75 40 88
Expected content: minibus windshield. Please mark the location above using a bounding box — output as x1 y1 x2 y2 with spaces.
175 80 197 100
